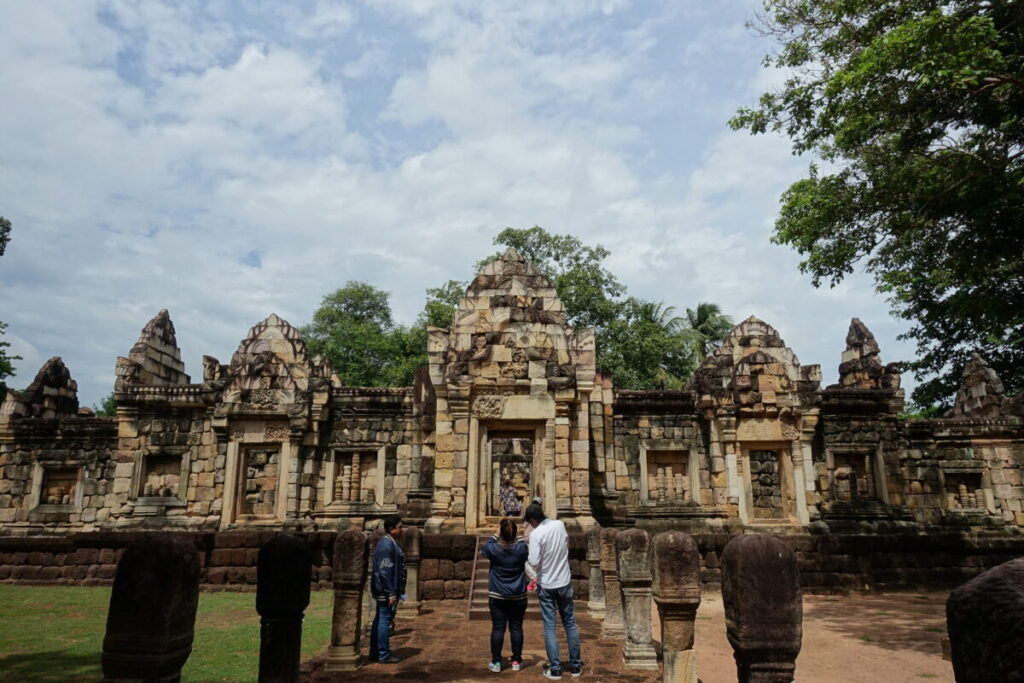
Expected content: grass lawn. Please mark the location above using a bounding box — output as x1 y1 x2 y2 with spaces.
0 585 335 682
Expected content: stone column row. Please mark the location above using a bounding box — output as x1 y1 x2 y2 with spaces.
596 528 802 683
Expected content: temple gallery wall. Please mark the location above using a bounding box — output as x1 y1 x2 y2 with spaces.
2 248 1024 542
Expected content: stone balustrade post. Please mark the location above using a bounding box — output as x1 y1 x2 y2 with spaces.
721 535 802 683
256 533 312 683
325 529 370 672
616 528 659 670
599 527 624 639
398 525 422 617
652 531 702 683
586 525 605 618
101 535 200 683
947 557 1024 682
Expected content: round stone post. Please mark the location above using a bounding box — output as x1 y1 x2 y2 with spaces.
721 535 802 683
325 529 370 672
616 528 659 670
947 557 1024 682
586 525 605 618
398 525 422 617
256 533 312 683
101 535 200 683
599 527 625 639
653 531 702 683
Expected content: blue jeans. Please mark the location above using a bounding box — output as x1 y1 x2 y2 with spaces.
537 585 582 672
369 600 397 661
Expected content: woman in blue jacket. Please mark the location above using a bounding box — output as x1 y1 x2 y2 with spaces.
482 518 531 673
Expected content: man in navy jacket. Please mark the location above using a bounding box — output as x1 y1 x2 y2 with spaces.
369 515 407 663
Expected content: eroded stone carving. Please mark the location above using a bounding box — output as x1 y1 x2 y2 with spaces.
652 531 702 683
102 535 200 682
722 535 802 683
615 528 658 669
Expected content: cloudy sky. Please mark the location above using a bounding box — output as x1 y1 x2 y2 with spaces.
0 0 915 407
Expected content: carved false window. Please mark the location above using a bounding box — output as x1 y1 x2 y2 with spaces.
332 450 379 504
137 452 185 499
241 446 279 516
832 453 875 502
644 451 690 504
749 450 784 519
945 472 984 510
40 467 79 507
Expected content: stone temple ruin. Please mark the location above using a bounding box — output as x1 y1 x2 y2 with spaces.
1 248 1023 538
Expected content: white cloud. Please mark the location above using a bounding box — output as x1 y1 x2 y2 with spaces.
0 0 916 407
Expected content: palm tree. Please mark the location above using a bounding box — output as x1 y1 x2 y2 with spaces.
684 302 733 360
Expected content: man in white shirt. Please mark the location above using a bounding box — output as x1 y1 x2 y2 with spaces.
525 502 582 679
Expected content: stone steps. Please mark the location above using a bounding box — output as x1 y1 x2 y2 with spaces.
467 537 539 621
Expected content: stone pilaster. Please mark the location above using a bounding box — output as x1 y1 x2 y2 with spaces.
325 529 369 672
616 528 658 670
653 531 702 683
397 526 422 617
722 535 802 683
586 525 605 618
599 527 624 639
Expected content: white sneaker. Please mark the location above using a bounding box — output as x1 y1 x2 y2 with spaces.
511 660 522 671
489 661 502 673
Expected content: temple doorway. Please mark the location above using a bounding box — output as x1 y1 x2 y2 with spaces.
488 431 534 517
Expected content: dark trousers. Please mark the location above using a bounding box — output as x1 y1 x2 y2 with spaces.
369 600 397 661
489 597 527 662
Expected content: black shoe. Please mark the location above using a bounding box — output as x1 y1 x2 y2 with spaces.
380 655 403 664
543 665 563 680
570 663 583 677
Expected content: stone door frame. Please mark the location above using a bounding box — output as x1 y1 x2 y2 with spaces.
469 420 546 529
739 440 799 524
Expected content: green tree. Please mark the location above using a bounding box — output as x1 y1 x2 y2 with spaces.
732 0 1024 407
93 393 117 417
302 281 465 388
601 299 696 390
0 215 19 403
301 282 406 387
684 302 734 360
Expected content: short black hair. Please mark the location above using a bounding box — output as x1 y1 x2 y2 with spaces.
383 515 403 533
523 502 546 525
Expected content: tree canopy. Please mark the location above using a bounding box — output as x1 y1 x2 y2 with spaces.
305 229 732 390
732 0 1024 407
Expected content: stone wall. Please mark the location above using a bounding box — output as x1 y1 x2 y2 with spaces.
3 530 1022 596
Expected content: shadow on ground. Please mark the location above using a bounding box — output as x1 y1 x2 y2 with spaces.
805 593 948 656
0 651 99 682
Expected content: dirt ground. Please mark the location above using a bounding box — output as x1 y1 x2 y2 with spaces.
309 591 953 682
693 592 952 683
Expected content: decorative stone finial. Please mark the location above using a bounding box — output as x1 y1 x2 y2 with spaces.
951 353 1006 419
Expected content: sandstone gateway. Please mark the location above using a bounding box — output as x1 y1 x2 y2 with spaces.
2 249 1023 539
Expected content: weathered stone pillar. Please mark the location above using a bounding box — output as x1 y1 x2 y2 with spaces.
653 531 702 683
398 525 422 617
599 527 624 639
101 535 200 683
256 533 311 683
947 557 1024 682
586 525 605 618
325 529 369 672
721 535 802 683
616 528 658 670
